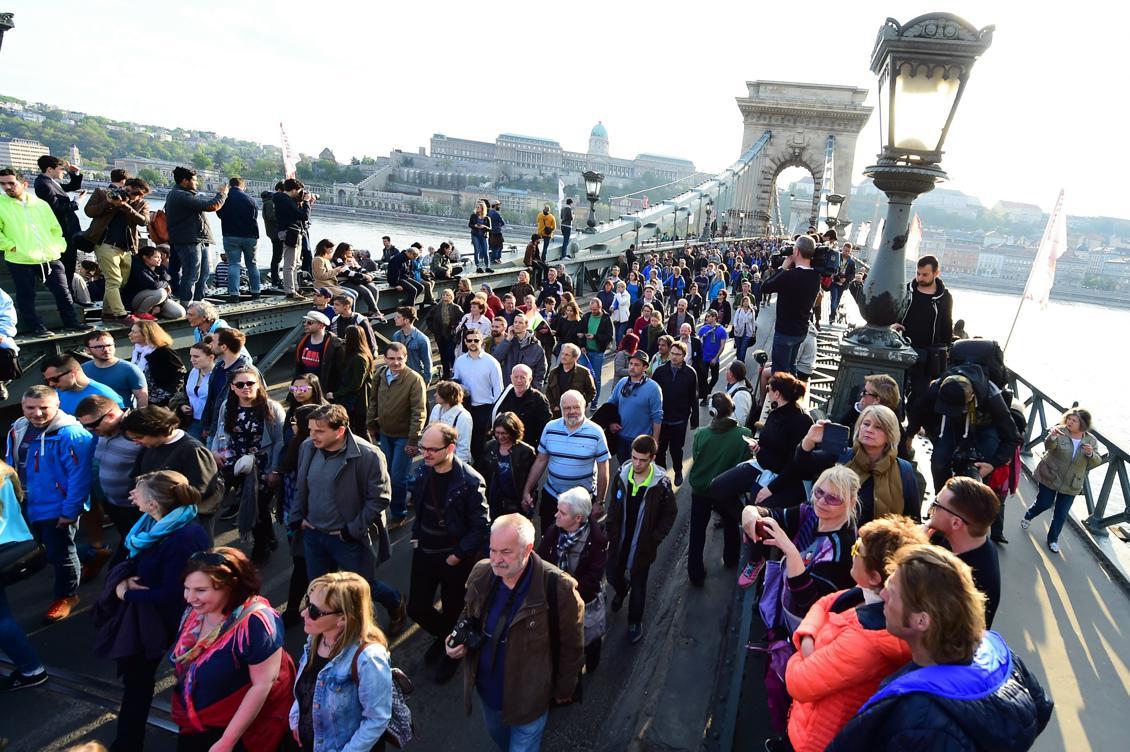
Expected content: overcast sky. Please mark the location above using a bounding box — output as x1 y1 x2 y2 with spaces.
3 0 1124 219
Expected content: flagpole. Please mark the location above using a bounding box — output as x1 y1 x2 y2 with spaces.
1003 189 1065 356
1002 276 1030 355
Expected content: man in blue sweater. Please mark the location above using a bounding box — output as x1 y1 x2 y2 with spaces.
608 351 664 464
215 177 261 302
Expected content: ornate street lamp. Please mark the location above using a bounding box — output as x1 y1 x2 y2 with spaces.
825 193 845 229
0 13 14 53
830 12 993 416
582 170 604 232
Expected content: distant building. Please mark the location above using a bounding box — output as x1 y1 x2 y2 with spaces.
992 200 1044 225
0 136 49 172
69 145 81 169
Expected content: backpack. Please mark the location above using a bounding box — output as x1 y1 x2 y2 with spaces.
351 645 415 747
949 339 1010 392
147 208 169 245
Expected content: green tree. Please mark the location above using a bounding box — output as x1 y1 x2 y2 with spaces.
138 167 165 187
191 150 212 171
223 156 246 178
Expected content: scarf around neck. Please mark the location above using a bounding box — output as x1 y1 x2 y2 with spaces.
555 520 589 570
847 447 904 519
125 503 198 558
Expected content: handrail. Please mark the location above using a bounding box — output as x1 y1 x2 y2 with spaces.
1008 372 1128 535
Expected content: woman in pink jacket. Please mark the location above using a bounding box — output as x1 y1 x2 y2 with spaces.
780 515 927 752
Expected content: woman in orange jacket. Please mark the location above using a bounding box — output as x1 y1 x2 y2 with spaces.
781 515 928 752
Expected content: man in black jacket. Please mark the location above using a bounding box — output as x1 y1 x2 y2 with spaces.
408 423 490 684
559 198 574 260
34 155 83 284
216 177 261 302
828 243 857 324
828 544 1052 752
387 244 423 306
894 254 954 411
760 236 821 375
651 341 699 485
273 178 313 301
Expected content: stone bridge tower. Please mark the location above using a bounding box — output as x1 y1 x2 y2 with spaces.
733 81 873 232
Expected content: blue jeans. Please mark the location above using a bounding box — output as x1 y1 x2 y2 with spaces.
559 227 572 260
614 321 630 347
5 259 81 330
472 234 490 269
734 335 752 364
174 242 211 302
223 236 261 294
829 284 845 321
0 587 43 674
303 528 401 614
583 349 605 402
770 332 806 376
35 520 80 598
1025 483 1077 544
379 434 412 519
481 705 548 752
540 236 552 262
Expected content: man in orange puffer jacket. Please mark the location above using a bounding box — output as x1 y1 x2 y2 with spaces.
782 516 927 752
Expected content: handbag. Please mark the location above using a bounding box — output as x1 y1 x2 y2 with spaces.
0 348 23 381
582 589 607 646
351 646 414 748
0 539 46 587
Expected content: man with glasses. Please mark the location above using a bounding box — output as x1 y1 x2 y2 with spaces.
122 405 223 540
82 330 148 408
5 385 95 623
74 394 142 541
0 168 87 336
368 342 426 530
83 176 151 325
292 403 408 637
408 423 490 684
925 476 1001 627
41 353 124 416
452 330 503 464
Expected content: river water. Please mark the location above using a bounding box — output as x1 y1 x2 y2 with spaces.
140 199 1121 445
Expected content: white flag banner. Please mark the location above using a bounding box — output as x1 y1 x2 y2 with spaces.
1022 190 1067 310
280 122 298 180
856 221 871 246
905 214 923 260
558 178 565 212
871 218 885 250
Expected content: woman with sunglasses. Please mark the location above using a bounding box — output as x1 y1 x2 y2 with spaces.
284 374 327 423
738 465 861 736
781 515 927 752
172 547 295 752
290 572 395 752
92 470 210 752
210 367 286 561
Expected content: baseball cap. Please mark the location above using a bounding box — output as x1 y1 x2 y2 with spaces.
315 287 334 299
303 311 331 326
936 375 972 417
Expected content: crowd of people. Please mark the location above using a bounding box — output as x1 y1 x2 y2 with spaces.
0 158 1065 751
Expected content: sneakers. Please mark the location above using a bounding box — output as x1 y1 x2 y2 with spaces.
31 327 55 337
475 267 484 274
1020 516 1031 530
286 293 309 302
1048 541 1061 554
738 558 766 589
627 623 643 644
44 595 79 623
81 546 112 583
0 669 47 692
485 268 495 274
387 595 408 637
673 471 683 486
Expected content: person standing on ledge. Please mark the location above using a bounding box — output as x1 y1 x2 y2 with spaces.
559 198 574 260
536 204 557 265
33 155 84 285
0 168 87 336
759 235 821 376
165 166 227 304
216 176 262 303
892 254 953 413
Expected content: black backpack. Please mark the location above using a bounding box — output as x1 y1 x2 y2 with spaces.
949 339 1010 392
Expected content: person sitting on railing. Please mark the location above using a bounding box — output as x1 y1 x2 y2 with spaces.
121 244 185 320
311 238 350 300
1020 407 1101 555
332 242 381 314
780 515 927 752
738 465 861 738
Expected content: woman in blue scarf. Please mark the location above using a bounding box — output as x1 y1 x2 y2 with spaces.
95 470 210 752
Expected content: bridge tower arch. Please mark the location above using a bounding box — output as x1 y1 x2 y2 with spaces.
733 81 872 233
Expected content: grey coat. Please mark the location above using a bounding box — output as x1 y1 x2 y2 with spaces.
165 184 226 245
491 334 548 390
291 431 393 564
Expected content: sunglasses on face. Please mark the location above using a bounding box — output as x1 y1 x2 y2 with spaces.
44 371 71 385
289 386 311 393
812 487 844 506
80 412 111 430
232 381 258 389
301 596 342 620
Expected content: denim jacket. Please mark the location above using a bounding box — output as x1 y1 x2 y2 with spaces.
289 640 393 752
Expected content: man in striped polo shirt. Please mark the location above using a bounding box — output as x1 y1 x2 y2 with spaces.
522 389 611 535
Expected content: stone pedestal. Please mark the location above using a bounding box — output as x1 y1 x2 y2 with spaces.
826 327 919 421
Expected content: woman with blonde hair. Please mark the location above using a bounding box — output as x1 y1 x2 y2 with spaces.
128 320 186 406
793 404 919 523
290 572 396 751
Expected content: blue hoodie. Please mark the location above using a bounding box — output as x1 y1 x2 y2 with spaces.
5 411 94 523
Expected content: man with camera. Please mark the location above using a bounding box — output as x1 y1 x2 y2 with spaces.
83 176 151 325
446 513 585 750
409 423 490 684
829 242 856 324
273 178 314 301
166 166 227 303
759 235 822 376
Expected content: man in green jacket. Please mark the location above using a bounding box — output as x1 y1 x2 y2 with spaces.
367 342 426 530
687 392 752 585
0 169 85 336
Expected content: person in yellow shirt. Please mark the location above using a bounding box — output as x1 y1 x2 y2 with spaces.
536 204 557 264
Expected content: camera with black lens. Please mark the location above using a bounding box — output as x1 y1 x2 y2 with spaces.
770 252 788 270
302 191 319 202
447 615 485 651
107 186 130 201
951 445 985 479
